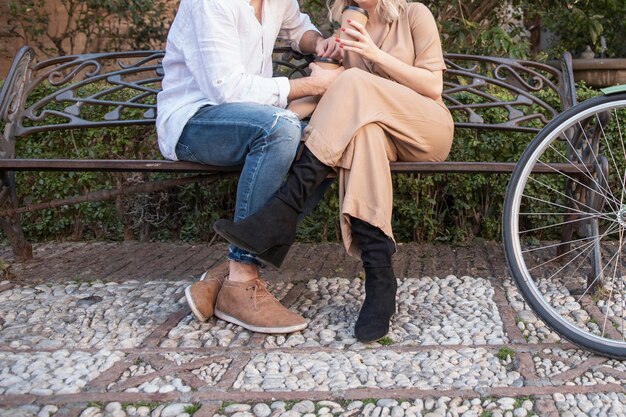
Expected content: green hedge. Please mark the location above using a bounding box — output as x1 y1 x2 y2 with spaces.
0 80 601 245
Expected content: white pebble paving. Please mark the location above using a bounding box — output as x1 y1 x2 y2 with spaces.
2 274 626 416
0 405 58 417
504 277 626 344
533 349 626 387
554 392 626 416
534 349 588 378
212 397 536 417
106 354 231 392
233 349 522 392
0 281 187 350
190 359 231 384
0 349 124 395
265 276 507 349
75 402 196 417
504 278 562 344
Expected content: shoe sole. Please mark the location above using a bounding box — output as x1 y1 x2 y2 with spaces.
214 308 307 334
185 285 209 322
356 333 388 343
355 314 396 343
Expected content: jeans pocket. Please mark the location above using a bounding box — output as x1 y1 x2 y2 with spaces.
175 142 201 163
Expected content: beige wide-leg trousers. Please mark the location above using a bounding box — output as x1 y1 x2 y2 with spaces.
302 68 454 258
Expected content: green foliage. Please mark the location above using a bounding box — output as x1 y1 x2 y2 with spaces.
4 81 603 245
519 0 626 58
1 0 610 245
299 0 333 35
377 336 394 346
428 1 531 57
496 347 516 361
8 0 172 56
183 403 202 415
300 0 532 57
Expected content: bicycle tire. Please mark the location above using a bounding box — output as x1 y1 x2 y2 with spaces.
504 92 626 358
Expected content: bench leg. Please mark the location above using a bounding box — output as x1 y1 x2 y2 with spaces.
0 171 32 261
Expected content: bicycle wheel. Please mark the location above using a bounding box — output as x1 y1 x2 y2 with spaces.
504 92 626 358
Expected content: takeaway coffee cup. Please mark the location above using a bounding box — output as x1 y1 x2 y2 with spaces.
340 6 369 41
287 57 341 120
313 56 341 70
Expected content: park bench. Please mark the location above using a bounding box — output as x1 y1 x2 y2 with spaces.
0 45 576 261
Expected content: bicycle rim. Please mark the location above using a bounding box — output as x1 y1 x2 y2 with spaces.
504 93 626 358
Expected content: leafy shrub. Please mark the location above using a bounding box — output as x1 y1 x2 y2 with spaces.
1 0 609 245
523 0 626 58
0 80 602 245
8 0 172 57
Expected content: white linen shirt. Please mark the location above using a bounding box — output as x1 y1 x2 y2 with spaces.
156 0 319 160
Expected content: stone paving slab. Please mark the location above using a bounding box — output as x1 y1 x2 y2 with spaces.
1 241 626 417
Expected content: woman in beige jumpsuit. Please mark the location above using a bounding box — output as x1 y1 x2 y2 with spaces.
214 0 454 342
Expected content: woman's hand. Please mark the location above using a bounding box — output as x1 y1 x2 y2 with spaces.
337 19 383 64
315 36 343 60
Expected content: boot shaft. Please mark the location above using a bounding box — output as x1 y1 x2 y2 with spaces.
351 218 395 269
276 147 333 213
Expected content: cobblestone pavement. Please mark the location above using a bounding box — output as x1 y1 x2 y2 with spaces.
1 241 625 417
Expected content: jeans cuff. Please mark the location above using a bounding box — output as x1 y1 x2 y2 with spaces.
228 245 262 266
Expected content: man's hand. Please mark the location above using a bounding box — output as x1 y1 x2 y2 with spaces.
309 62 344 91
287 63 344 101
315 36 343 60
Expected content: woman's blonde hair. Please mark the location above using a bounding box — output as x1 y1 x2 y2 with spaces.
328 0 407 24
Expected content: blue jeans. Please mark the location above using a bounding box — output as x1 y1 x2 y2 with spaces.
176 102 302 265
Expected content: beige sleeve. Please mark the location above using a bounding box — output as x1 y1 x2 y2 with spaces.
410 3 447 72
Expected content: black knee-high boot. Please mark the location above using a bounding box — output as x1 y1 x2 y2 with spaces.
213 147 332 268
351 218 397 342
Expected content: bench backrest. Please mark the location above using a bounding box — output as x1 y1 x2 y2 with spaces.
1 46 576 142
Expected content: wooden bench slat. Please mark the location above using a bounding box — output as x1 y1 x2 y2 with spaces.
0 159 583 174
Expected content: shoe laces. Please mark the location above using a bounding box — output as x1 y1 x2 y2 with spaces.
245 279 275 310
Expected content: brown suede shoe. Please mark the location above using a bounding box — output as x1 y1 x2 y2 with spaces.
185 261 229 322
214 279 307 333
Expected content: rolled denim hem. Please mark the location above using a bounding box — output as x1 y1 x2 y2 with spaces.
228 245 262 266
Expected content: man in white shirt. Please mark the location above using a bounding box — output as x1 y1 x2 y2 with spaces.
156 0 342 334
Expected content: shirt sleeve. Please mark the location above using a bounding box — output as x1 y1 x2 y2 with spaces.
274 77 291 108
278 0 321 53
410 3 447 72
185 1 286 106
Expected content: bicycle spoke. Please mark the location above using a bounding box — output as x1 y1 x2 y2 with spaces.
527 175 619 218
518 194 615 231
596 111 626 196
526 236 596 274
576 120 621 207
529 225 618 278
541 145 621 211
521 233 620 254
575 238 625 305
603 234 623 340
505 95 626 357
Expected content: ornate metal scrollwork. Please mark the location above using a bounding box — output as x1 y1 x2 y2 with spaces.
13 48 315 137
16 51 166 136
1 46 36 158
442 54 565 133
0 46 36 260
272 46 314 79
